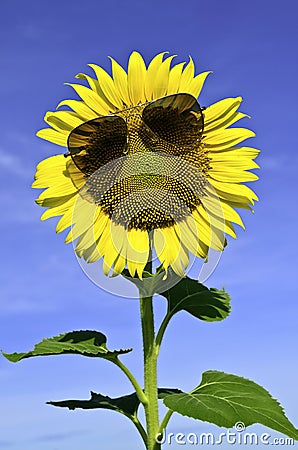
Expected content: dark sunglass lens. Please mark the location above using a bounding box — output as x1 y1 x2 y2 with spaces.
142 93 204 147
67 116 127 175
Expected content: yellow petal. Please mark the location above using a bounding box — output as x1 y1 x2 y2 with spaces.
75 72 99 92
205 111 248 133
201 193 245 228
210 153 260 170
57 99 98 121
44 111 83 132
188 71 211 98
145 52 168 100
179 56 195 92
36 128 68 147
175 218 207 258
37 182 77 200
34 158 83 195
184 215 209 258
89 64 123 110
113 254 126 274
149 55 175 100
198 205 236 238
163 227 188 276
127 229 149 277
65 202 102 243
174 221 200 256
108 222 126 256
33 156 81 193
33 156 84 191
103 238 121 275
106 226 127 274
209 167 258 182
154 227 180 266
210 187 256 208
209 146 260 160
76 72 116 112
40 195 75 221
56 205 75 233
127 51 147 104
204 128 256 150
109 57 131 106
192 209 226 251
35 193 75 208
75 211 109 251
204 97 242 125
210 179 258 201
82 241 101 263
97 225 118 275
167 62 185 95
34 154 66 178
65 83 110 115
216 193 254 209
153 229 166 264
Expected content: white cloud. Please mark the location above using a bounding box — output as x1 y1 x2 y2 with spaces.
0 149 31 178
260 154 298 172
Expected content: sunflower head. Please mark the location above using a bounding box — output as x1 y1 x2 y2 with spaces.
33 51 259 278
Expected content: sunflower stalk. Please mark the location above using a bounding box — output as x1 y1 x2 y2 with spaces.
139 256 161 450
140 293 160 450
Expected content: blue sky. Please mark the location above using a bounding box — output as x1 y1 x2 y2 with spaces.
0 0 297 448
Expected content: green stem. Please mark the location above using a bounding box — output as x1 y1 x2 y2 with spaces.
140 291 160 450
130 415 148 446
108 357 148 444
114 357 147 405
155 312 172 356
157 409 173 437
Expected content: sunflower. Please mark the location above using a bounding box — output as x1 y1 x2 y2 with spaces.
33 51 259 278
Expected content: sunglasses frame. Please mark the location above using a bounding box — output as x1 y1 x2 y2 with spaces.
65 93 205 171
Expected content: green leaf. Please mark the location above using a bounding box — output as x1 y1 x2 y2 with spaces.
2 330 132 362
123 268 231 322
48 392 141 416
48 388 182 416
161 276 231 322
163 371 298 440
158 388 183 399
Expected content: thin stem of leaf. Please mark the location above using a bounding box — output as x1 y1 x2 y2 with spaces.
130 415 148 446
157 409 174 436
155 312 172 356
114 357 148 406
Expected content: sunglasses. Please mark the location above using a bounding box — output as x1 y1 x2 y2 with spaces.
65 93 204 175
